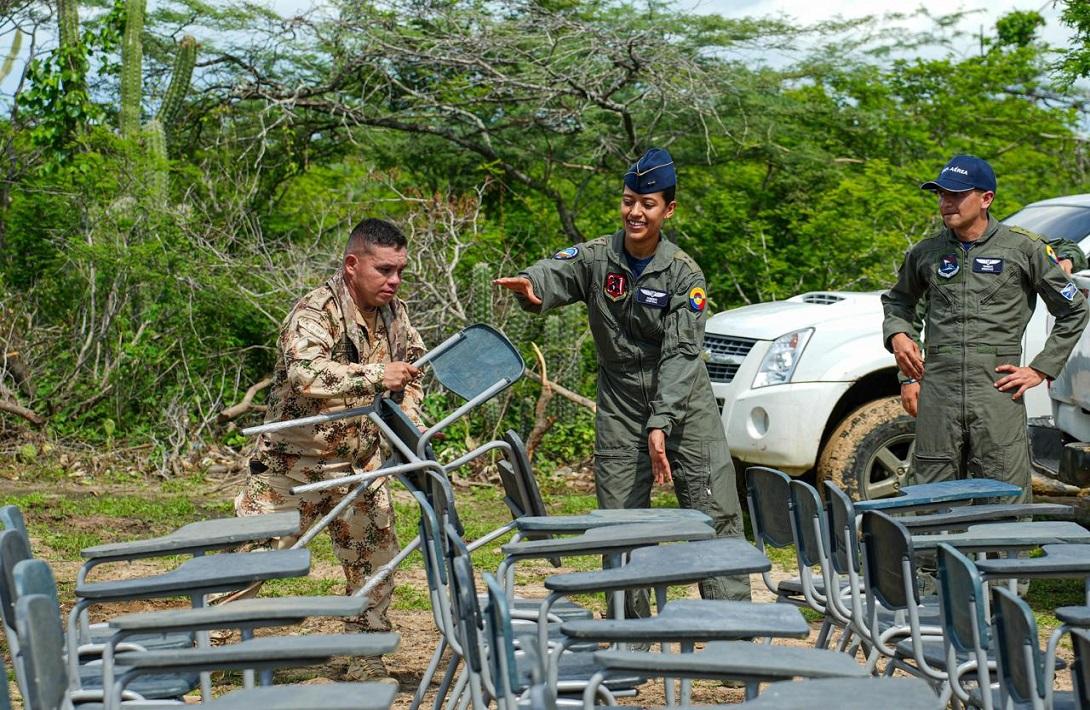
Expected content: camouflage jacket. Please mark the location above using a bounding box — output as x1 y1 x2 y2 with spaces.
253 272 426 483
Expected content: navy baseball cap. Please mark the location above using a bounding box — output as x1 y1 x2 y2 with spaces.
624 148 676 195
920 155 997 193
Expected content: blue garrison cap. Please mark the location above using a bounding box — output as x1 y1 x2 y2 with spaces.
624 148 676 195
920 155 997 193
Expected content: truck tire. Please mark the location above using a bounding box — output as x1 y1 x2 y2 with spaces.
817 397 916 501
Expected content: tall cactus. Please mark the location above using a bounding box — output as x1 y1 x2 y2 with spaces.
57 0 80 59
0 30 23 85
118 0 146 139
156 35 197 137
143 119 168 205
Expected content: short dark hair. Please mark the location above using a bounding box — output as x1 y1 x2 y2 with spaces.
346 218 406 256
663 186 676 205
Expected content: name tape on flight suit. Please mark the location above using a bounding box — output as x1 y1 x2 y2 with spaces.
972 257 1004 274
636 288 668 308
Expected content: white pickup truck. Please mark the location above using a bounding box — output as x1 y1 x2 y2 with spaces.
704 194 1090 499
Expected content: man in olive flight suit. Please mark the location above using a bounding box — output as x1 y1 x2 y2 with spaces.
899 240 1086 417
496 148 750 616
883 155 1089 501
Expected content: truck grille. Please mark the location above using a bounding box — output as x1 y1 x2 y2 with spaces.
703 335 757 383
706 362 741 383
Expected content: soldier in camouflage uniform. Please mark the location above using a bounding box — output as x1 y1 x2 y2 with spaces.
883 156 1089 502
496 148 750 618
235 218 424 683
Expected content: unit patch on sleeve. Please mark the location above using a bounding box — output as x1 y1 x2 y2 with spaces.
1046 244 1060 266
688 286 707 313
971 257 1004 274
553 246 579 260
937 254 959 279
1061 282 1079 302
635 287 669 308
603 272 628 301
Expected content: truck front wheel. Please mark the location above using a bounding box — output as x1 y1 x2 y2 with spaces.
816 397 916 501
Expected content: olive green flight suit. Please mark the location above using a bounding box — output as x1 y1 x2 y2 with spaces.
519 231 750 611
882 217 1089 502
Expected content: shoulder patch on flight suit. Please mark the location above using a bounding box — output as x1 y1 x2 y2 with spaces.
688 286 707 312
1009 225 1043 242
553 246 579 260
1045 244 1060 265
1061 282 1079 302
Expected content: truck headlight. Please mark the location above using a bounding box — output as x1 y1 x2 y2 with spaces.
752 328 813 388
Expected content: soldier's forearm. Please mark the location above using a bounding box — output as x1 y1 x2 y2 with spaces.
287 359 384 399
1030 310 1089 379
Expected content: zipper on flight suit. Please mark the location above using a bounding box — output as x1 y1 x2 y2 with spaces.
623 266 652 405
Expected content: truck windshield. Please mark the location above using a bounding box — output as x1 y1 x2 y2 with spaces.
1003 204 1090 246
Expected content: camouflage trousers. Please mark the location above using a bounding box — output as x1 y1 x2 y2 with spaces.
234 465 400 632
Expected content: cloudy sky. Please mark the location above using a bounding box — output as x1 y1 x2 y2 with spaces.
0 0 1075 99
695 0 1070 45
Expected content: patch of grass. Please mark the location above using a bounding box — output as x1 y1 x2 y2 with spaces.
262 576 340 597
1025 577 1084 630
391 582 433 611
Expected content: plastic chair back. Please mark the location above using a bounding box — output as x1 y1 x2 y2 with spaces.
788 479 825 567
14 594 68 710
822 481 859 575
860 511 916 610
1071 627 1090 708
745 467 794 548
482 573 521 704
450 551 484 675
936 543 990 655
0 528 32 634
12 559 61 613
0 506 27 539
992 586 1046 706
501 430 549 521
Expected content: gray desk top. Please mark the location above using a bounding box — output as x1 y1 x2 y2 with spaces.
896 504 1072 533
116 632 399 670
593 640 868 681
544 538 769 593
1056 606 1090 627
976 543 1090 579
110 594 368 632
911 522 1090 552
560 599 808 641
515 508 710 533
740 677 941 710
500 521 713 560
77 549 311 600
854 479 1020 512
206 683 397 710
81 513 301 561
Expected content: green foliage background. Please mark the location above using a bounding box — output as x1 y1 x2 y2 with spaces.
2 1 1090 470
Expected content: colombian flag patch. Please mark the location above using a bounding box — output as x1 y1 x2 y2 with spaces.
1046 244 1060 266
688 286 707 313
